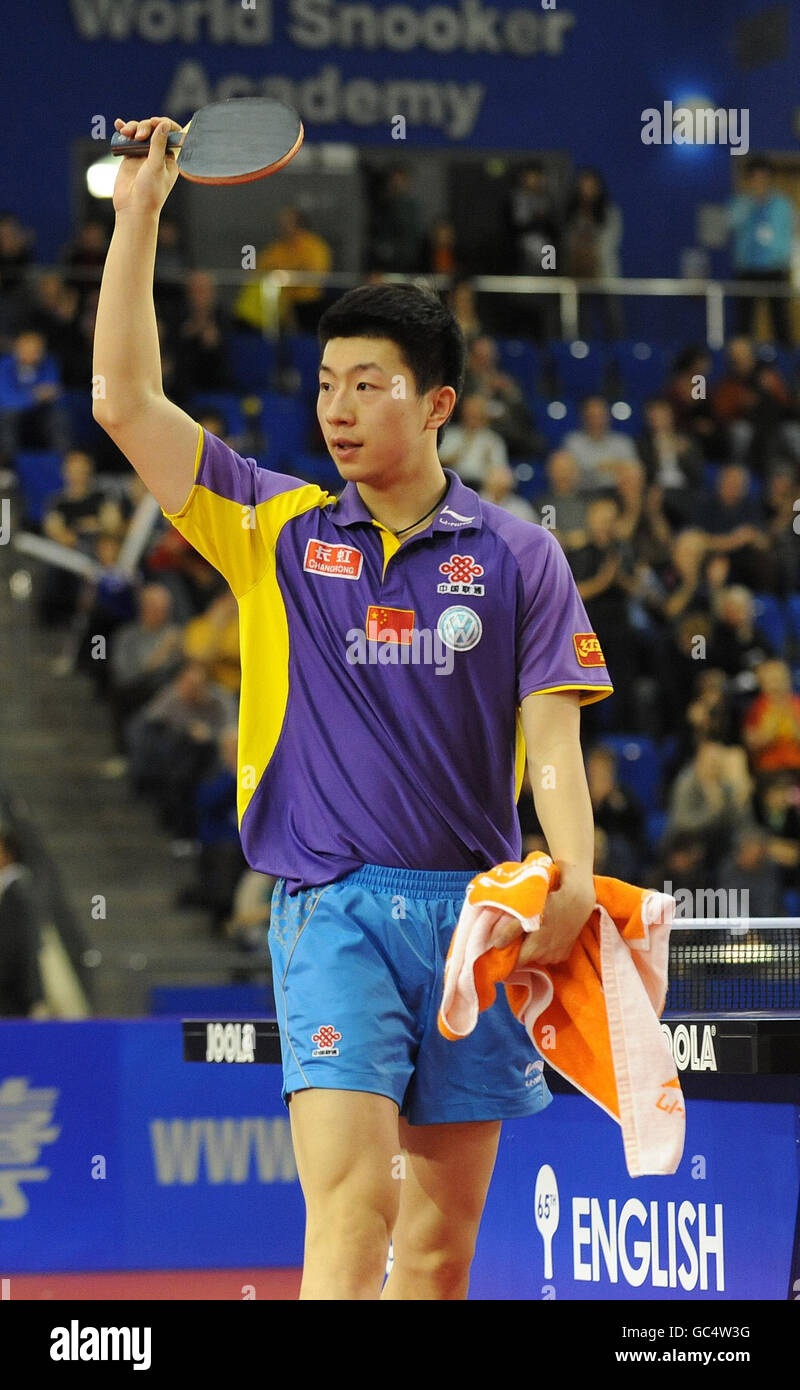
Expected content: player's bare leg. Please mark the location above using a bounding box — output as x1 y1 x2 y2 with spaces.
380 1118 501 1300
289 1088 401 1300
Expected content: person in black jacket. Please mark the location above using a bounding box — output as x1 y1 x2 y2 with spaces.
0 827 44 1018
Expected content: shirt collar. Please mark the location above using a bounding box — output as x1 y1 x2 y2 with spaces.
329 469 483 536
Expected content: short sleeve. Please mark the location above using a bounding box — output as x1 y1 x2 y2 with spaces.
516 526 614 707
162 427 331 598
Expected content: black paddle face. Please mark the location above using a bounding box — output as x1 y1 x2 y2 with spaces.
110 98 304 185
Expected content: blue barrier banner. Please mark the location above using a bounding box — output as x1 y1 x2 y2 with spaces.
1 1021 797 1299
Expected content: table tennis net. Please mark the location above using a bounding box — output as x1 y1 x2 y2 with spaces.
664 925 800 1013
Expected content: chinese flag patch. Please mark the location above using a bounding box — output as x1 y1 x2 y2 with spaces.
366 605 415 645
573 632 605 667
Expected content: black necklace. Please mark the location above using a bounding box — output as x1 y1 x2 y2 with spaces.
391 480 450 537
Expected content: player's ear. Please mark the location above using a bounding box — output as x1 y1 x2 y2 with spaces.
427 385 456 432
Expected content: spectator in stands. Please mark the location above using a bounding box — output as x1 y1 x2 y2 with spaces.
153 215 187 331
653 829 709 905
0 827 45 1019
42 449 118 550
592 822 638 883
563 168 624 339
108 583 184 751
586 744 644 859
235 207 332 334
684 667 739 751
462 335 540 457
423 219 460 276
666 345 721 458
439 394 508 489
707 584 775 680
711 336 790 469
0 328 70 468
368 165 425 273
170 271 231 401
533 449 587 549
666 741 753 875
449 280 483 339
60 217 109 307
764 463 800 595
654 529 709 624
753 772 800 898
743 659 800 780
569 494 641 730
144 515 220 621
729 157 795 346
189 725 247 934
562 395 639 492
0 211 34 294
503 161 560 339
480 462 538 523
225 869 276 954
182 590 240 695
126 660 237 842
26 273 90 389
718 825 784 918
77 530 138 695
636 396 704 528
697 462 780 592
613 460 673 572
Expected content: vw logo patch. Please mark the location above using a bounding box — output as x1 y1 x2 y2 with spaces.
437 605 483 652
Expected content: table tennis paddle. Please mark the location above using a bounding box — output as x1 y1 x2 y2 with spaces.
110 97 304 185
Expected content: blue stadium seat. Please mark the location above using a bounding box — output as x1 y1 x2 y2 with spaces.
610 342 668 404
645 809 668 850
783 888 800 918
285 334 322 398
496 338 541 396
537 400 580 453
13 451 64 525
549 340 610 398
752 593 788 655
256 393 310 466
189 392 246 439
597 735 663 807
228 332 275 392
62 387 99 450
289 452 340 489
786 595 800 643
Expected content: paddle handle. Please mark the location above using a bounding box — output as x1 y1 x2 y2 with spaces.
110 131 184 157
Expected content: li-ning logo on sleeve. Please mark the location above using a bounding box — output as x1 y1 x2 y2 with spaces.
311 1025 342 1057
573 632 606 667
437 554 485 596
304 539 363 580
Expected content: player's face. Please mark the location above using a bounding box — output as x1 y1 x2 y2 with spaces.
317 336 435 484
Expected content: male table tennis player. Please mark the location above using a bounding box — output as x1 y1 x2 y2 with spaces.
94 117 614 1301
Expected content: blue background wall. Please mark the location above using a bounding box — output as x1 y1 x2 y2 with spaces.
3 3 798 270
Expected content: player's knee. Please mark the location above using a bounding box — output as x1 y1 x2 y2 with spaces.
304 1184 396 1290
394 1223 478 1297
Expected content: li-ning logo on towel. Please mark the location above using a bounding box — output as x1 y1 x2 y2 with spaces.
573 632 605 667
437 554 485 596
311 1025 342 1057
304 539 363 580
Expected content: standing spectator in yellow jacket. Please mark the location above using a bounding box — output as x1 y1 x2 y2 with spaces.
235 207 332 334
182 590 240 694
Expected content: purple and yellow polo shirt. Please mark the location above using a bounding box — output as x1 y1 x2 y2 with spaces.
163 427 613 892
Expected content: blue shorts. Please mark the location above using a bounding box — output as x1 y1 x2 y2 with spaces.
268 863 551 1126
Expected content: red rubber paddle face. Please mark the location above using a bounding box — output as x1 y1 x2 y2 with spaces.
110 98 304 185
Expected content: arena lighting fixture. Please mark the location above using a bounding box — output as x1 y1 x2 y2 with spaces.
671 92 717 146
86 154 119 199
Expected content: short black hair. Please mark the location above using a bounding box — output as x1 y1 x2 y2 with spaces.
318 283 465 440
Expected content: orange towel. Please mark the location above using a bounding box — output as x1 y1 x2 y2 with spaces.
438 851 684 1177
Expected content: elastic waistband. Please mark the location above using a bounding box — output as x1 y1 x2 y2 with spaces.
342 863 476 900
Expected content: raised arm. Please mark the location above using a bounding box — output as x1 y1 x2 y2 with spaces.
92 116 199 514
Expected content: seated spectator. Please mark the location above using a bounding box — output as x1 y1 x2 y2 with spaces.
108 583 184 751
763 462 800 596
480 461 538 523
718 825 784 919
26 273 91 388
684 668 739 751
39 450 120 626
742 659 800 779
439 393 509 489
60 217 109 308
592 823 638 882
76 530 138 695
462 335 541 458
665 741 753 875
651 527 708 624
170 271 231 401
189 725 247 934
0 826 45 1019
711 335 790 469
636 397 704 528
562 395 639 493
235 206 332 334
225 869 276 955
144 517 220 621
666 344 723 459
449 280 483 339
653 829 709 908
753 772 800 898
0 328 70 468
126 661 237 842
182 590 240 694
586 745 644 858
534 449 587 549
696 462 780 592
613 461 673 570
0 211 34 295
707 584 775 680
568 494 642 730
